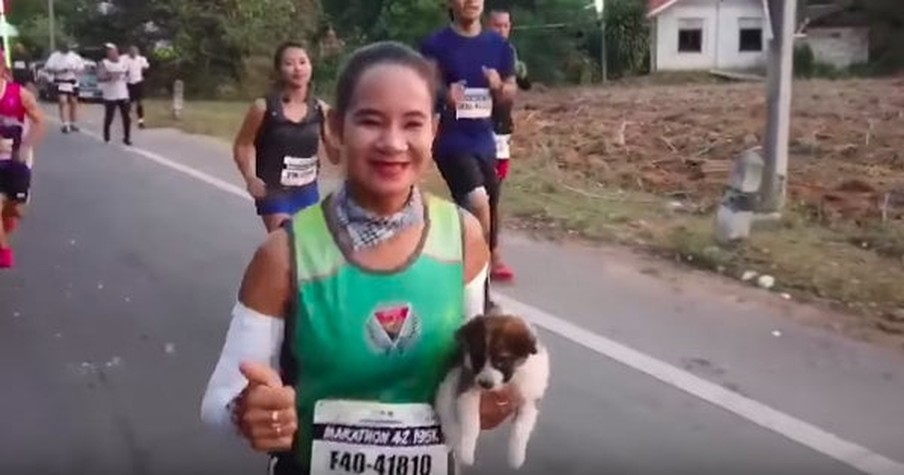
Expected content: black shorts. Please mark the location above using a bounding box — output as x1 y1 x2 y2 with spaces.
0 161 31 204
434 153 498 206
128 82 144 102
55 79 79 97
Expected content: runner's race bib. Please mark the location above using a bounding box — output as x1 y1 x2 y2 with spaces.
456 88 492 120
58 82 74 93
494 134 512 160
13 61 25 69
310 400 449 475
280 155 318 187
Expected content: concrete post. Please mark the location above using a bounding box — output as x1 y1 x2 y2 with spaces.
760 0 798 214
715 147 765 244
172 80 184 121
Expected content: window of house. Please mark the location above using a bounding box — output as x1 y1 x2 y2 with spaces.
738 17 763 52
678 18 704 53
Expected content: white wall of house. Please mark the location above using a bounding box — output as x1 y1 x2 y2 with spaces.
653 0 768 71
805 27 870 68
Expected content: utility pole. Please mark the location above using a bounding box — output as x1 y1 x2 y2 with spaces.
0 0 9 68
760 0 797 214
48 0 56 51
596 0 607 83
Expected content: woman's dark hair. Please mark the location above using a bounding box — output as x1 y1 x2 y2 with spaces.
333 41 438 117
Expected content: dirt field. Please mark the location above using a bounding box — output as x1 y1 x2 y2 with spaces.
501 77 904 346
514 77 904 223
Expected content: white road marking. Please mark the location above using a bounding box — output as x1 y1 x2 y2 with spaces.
61 119 904 475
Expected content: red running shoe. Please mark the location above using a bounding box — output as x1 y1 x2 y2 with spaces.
491 261 515 282
0 247 14 269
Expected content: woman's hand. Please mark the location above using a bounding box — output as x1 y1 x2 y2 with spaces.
479 385 521 430
233 362 298 452
245 176 267 200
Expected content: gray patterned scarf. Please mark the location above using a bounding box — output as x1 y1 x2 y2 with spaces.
332 182 425 251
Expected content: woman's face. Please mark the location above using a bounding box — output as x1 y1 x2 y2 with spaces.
333 64 437 200
280 47 312 89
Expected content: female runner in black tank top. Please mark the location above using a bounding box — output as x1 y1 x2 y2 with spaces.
232 41 339 232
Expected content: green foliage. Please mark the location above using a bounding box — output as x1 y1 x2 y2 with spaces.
603 0 650 78
10 0 904 95
794 43 816 78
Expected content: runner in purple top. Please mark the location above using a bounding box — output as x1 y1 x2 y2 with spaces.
420 0 517 304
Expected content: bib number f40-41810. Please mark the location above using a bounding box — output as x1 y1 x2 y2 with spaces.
310 400 449 475
328 451 434 475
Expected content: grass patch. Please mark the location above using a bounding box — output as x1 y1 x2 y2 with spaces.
139 96 904 341
144 99 247 142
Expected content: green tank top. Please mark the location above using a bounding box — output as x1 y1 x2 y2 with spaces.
279 192 465 472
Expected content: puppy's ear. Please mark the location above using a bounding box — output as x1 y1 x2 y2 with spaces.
513 323 539 356
456 316 486 346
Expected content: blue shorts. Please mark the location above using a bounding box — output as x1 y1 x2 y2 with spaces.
255 186 320 216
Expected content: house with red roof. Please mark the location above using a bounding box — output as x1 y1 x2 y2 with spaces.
647 0 774 72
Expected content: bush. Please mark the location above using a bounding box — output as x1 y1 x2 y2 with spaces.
794 43 816 78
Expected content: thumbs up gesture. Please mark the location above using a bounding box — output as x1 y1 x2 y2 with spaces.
233 362 298 452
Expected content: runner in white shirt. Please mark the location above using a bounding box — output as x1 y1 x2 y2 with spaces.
44 42 85 134
98 43 132 145
126 46 150 129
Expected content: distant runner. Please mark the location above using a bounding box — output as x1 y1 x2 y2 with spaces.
232 41 337 232
99 43 133 145
45 42 85 134
486 7 531 282
126 45 150 129
0 53 47 269
420 0 517 293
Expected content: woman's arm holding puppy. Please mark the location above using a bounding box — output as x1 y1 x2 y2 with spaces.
461 210 521 430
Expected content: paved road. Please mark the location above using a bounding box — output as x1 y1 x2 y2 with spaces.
1 111 903 475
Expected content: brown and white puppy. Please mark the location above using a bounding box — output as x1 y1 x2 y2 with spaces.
435 313 550 469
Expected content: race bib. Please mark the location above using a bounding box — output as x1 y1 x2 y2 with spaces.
13 61 25 69
58 82 74 93
280 155 318 187
456 88 492 120
494 134 512 160
310 400 449 475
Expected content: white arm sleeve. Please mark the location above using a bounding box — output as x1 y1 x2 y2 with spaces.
463 264 488 320
200 301 285 431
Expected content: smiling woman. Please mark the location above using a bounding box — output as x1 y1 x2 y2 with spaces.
200 41 517 475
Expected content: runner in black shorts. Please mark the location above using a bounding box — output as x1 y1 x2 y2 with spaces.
420 0 517 296
486 7 531 282
45 42 84 134
0 53 47 269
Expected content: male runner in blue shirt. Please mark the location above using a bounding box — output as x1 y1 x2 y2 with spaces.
421 0 517 295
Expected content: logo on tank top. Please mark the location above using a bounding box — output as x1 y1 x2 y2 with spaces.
365 303 421 355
